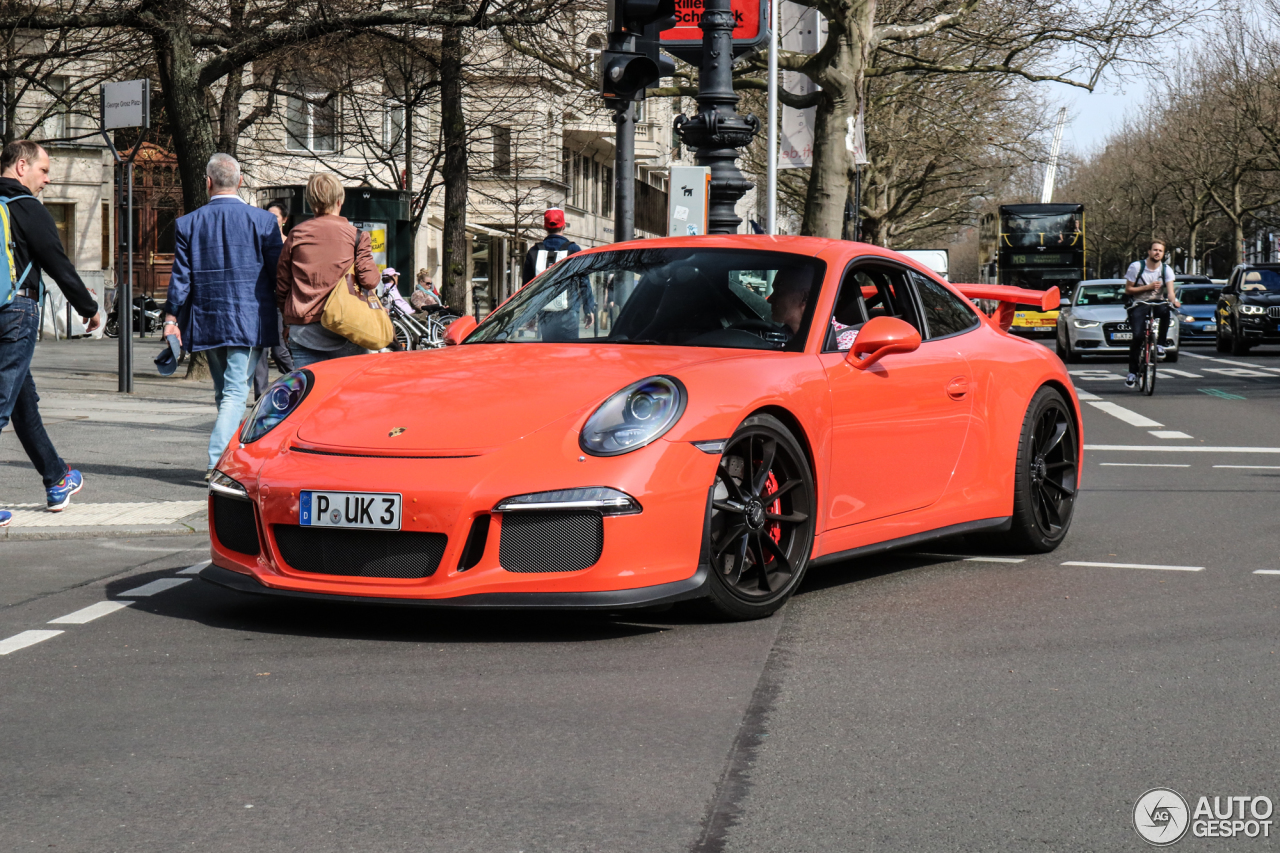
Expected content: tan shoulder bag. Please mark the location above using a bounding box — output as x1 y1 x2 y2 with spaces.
320 228 395 350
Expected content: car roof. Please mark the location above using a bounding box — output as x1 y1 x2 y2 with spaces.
578 234 835 258
1237 263 1280 271
1078 279 1125 286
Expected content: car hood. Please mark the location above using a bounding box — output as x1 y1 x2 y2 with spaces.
1070 305 1125 321
1180 306 1216 318
1241 293 1280 306
294 344 742 453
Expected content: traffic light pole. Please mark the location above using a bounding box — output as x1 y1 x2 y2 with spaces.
613 99 636 243
674 0 758 235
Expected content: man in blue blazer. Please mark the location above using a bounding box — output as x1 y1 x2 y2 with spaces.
163 153 283 478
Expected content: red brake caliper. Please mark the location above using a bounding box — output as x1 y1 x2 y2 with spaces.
763 471 782 546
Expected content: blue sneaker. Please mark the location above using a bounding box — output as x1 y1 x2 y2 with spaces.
46 469 83 512
0 509 11 527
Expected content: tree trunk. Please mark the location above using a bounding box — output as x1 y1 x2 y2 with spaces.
439 22 468 312
154 26 216 212
216 65 245 156
799 0 873 238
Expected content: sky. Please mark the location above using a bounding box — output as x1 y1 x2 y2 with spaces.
1055 81 1145 155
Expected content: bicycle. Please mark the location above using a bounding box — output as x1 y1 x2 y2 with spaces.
1132 297 1170 396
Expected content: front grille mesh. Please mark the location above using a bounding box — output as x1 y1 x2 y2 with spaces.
1268 306 1280 319
498 510 604 574
213 494 260 556
273 525 447 579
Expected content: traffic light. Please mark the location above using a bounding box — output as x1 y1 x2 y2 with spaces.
601 0 676 101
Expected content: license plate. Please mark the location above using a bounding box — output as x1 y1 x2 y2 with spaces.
1110 332 1132 341
1204 324 1216 332
300 490 402 530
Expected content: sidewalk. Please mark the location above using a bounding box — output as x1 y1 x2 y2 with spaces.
1 337 287 540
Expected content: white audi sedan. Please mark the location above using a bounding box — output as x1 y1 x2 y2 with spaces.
1055 279 1180 363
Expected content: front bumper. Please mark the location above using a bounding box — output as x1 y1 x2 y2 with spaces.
1067 322 1178 354
209 432 718 603
201 563 710 610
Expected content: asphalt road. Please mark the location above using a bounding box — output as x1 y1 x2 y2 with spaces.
2 342 1278 852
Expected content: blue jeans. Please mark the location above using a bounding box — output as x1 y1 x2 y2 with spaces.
0 297 68 489
287 339 365 368
205 346 261 471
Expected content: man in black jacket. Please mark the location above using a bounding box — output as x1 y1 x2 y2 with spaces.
0 140 101 526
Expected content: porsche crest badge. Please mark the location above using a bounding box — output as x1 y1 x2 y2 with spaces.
388 427 407 437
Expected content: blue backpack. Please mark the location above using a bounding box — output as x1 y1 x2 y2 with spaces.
0 195 34 308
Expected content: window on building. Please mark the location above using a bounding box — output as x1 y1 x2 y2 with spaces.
44 203 73 257
493 125 512 175
562 146 571 188
634 98 645 123
602 165 613 218
383 97 405 154
101 201 110 269
41 76 69 140
286 86 338 153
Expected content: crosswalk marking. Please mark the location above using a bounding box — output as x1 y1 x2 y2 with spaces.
117 578 191 598
48 602 130 625
1086 401 1163 428
0 630 64 655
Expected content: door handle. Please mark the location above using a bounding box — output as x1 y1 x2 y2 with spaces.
946 376 970 400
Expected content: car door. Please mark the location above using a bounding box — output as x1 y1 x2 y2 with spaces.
820 262 974 527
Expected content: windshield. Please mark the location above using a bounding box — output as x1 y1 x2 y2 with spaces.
1240 269 1280 293
467 248 827 351
1177 286 1221 305
1000 268 1080 294
1074 284 1126 306
1001 212 1082 250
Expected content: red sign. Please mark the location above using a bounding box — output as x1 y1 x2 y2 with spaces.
661 0 763 45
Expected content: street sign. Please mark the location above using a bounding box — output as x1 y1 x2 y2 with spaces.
668 166 710 236
100 79 150 130
660 0 767 63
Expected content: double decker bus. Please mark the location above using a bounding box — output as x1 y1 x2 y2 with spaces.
978 203 1085 335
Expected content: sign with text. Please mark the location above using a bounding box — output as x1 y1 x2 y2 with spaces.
101 79 150 130
660 0 767 62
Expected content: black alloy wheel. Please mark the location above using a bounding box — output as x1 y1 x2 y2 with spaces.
1009 387 1079 552
702 414 816 620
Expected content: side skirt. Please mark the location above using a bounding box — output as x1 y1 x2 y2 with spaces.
810 516 1012 568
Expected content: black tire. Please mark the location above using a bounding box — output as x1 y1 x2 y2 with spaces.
1008 386 1079 552
1230 322 1251 355
1055 334 1068 359
1143 335 1157 396
1165 350 1179 363
700 414 816 621
104 317 119 338
1216 326 1230 352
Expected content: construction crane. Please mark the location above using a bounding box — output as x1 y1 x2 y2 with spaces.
1040 107 1068 204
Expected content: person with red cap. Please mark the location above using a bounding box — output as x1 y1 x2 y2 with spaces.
521 208 580 284
521 208 594 341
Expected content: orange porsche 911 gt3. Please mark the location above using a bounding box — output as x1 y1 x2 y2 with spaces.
202 236 1080 620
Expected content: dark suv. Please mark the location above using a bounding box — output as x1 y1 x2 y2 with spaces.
1217 264 1280 354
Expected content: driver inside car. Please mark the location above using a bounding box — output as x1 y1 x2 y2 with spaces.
767 268 812 334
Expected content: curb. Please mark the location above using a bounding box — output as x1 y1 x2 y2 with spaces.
1 523 204 542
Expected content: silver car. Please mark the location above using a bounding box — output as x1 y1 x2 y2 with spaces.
1055 279 1179 363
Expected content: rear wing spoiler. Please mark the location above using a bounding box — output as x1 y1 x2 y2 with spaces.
953 284 1061 332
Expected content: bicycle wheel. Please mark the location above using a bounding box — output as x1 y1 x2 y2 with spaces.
1143 326 1157 396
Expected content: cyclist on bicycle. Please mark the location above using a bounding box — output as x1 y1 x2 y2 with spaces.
1124 239 1180 388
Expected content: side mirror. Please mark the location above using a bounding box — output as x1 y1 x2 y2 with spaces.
845 316 921 370
443 316 478 346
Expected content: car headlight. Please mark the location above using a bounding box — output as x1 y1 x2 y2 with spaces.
580 375 686 456
1240 304 1265 315
1072 319 1100 329
1180 314 1196 323
209 470 249 500
240 369 313 443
